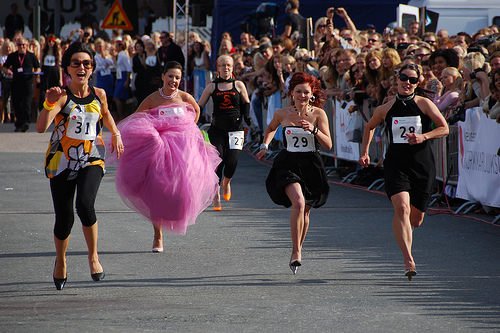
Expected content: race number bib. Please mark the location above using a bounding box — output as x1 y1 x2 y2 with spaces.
391 116 422 144
44 55 56 66
116 70 122 80
285 127 315 152
145 56 157 67
158 107 185 117
66 109 100 141
100 68 111 76
228 131 244 150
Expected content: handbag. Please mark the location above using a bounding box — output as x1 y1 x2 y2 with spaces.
345 111 363 143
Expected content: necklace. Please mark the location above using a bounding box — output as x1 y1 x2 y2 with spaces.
293 104 309 116
158 88 178 100
396 93 415 106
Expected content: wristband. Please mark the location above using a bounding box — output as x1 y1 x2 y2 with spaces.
43 100 56 110
113 132 121 137
45 98 57 107
260 143 268 150
312 126 319 135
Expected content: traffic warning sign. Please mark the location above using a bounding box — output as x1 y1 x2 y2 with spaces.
101 0 133 30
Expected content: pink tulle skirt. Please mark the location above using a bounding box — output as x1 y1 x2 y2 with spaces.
109 103 221 234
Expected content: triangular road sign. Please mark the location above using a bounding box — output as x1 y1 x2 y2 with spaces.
101 0 133 30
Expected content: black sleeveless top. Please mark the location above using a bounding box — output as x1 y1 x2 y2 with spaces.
211 82 243 131
384 95 433 162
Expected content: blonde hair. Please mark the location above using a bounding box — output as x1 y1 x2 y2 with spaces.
380 47 401 80
442 67 463 92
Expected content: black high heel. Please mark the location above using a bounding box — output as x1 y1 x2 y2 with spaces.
289 259 302 275
91 272 105 282
53 260 67 290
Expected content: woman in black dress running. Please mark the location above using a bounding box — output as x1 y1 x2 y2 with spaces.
257 72 332 274
359 63 449 280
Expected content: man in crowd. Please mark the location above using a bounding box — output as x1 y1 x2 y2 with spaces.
157 31 185 68
2 37 41 132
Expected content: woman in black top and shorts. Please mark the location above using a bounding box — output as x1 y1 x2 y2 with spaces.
359 63 449 280
257 72 331 274
198 55 251 210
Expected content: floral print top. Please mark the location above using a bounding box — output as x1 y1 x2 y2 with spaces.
44 86 105 180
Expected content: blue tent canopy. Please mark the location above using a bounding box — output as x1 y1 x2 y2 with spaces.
210 0 409 68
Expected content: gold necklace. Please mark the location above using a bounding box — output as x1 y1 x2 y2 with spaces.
293 104 309 116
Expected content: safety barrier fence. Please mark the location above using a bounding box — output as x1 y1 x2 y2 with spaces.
193 69 500 220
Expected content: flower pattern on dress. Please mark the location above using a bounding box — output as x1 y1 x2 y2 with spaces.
51 118 67 144
67 143 89 172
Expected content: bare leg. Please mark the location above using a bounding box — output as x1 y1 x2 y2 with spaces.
285 183 306 263
213 191 222 211
390 192 416 269
82 222 103 275
300 205 312 247
153 225 163 252
114 98 123 121
54 235 69 279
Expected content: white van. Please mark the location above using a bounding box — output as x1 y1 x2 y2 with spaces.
408 0 500 35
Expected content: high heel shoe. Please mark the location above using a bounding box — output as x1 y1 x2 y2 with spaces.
405 267 417 281
91 272 105 282
222 177 231 201
53 260 67 290
53 276 67 290
152 247 164 253
289 259 302 275
213 195 222 211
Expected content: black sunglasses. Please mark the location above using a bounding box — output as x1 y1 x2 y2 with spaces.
399 73 419 84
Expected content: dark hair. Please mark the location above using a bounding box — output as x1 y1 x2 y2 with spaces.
163 60 182 74
398 63 421 78
42 33 61 65
135 39 145 50
61 41 96 75
288 72 324 107
429 48 460 69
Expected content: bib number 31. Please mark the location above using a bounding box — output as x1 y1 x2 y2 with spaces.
67 110 100 141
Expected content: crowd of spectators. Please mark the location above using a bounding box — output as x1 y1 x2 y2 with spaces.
1 2 500 134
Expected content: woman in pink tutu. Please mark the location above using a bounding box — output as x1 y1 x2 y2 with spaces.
111 61 221 252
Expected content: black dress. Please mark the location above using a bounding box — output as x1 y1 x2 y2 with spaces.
266 126 329 208
383 95 435 211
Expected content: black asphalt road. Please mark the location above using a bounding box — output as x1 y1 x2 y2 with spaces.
1 124 500 332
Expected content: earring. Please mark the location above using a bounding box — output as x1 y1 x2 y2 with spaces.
309 95 315 103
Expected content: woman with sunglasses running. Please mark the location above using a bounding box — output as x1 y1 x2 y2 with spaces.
359 63 449 280
37 42 124 290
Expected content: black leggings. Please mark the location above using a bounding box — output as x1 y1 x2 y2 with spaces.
50 165 104 240
208 126 241 181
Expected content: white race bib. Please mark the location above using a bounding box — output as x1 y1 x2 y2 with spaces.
158 107 185 117
228 131 244 150
44 55 56 67
66 109 100 141
391 116 422 144
100 68 111 76
145 56 157 67
116 70 122 80
285 127 315 152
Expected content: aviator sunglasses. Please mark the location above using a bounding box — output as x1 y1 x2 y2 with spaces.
398 73 419 84
70 58 93 69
